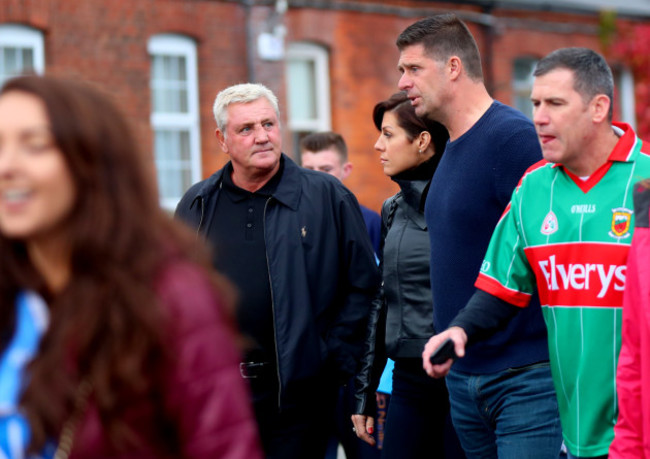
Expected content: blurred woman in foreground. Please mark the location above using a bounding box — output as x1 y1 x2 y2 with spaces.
352 92 463 458
0 75 261 458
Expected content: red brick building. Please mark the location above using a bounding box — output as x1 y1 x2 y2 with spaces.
1 0 648 211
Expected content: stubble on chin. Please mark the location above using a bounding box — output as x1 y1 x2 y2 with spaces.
413 104 427 118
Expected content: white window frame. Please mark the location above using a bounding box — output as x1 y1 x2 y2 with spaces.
285 42 331 132
512 56 537 120
148 34 201 211
616 66 636 129
0 24 45 84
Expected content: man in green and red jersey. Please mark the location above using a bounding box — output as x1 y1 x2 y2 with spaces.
422 47 650 459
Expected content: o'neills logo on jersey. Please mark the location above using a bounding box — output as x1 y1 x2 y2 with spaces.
609 207 633 239
540 211 558 235
525 243 630 307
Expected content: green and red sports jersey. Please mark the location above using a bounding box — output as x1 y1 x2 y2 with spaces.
475 123 650 457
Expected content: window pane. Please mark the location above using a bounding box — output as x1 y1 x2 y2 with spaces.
287 59 317 121
152 88 164 113
0 46 37 84
512 58 537 120
179 131 190 161
178 58 187 81
163 55 173 80
165 88 177 113
513 59 535 81
151 54 189 114
181 168 192 195
159 169 178 201
3 48 18 74
22 48 34 72
514 95 533 119
153 129 193 202
178 88 188 113
154 130 172 161
151 55 163 80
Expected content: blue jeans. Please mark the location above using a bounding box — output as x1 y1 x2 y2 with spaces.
446 361 563 459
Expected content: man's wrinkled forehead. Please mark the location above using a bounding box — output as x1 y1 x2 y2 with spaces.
398 43 440 68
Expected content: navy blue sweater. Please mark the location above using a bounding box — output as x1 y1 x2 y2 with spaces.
425 101 549 374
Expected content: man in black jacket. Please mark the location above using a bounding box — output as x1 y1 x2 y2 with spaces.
175 82 380 459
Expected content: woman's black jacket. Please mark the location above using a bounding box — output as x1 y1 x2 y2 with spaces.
354 160 437 416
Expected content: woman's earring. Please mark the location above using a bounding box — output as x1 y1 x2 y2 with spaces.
418 149 423 153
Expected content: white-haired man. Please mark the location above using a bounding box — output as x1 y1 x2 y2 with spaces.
175 83 380 458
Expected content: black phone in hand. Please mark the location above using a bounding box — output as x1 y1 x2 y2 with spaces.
429 337 458 365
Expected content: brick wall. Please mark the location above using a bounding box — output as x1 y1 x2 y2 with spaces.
0 0 641 213
284 3 637 212
1 0 248 183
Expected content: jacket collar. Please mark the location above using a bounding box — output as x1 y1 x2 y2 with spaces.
191 154 301 211
391 159 436 211
267 154 302 210
393 177 430 212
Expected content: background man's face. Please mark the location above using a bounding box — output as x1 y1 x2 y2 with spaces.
301 148 351 181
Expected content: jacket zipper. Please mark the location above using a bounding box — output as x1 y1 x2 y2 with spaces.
196 197 206 236
263 196 283 410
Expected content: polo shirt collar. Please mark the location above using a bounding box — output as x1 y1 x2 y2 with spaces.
221 158 284 202
218 154 302 211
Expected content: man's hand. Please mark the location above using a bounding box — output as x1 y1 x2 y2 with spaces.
351 414 376 446
422 327 468 378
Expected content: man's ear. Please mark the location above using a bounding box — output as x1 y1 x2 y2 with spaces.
215 128 229 154
448 56 462 81
341 161 353 180
591 94 611 124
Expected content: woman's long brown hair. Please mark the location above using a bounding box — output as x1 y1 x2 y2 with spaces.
0 76 231 453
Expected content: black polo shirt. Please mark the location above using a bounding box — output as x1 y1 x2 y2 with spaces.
208 160 284 363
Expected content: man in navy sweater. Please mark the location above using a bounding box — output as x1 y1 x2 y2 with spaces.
396 14 563 457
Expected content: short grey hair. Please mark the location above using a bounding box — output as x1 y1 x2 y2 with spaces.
534 47 614 121
212 83 280 133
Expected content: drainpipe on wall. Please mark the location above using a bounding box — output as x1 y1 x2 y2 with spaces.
243 0 287 82
480 3 495 95
243 0 257 82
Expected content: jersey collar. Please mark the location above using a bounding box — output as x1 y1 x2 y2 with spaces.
551 122 638 171
552 122 640 193
608 122 638 163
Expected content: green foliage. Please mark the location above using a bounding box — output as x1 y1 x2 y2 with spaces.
613 22 650 139
599 10 618 49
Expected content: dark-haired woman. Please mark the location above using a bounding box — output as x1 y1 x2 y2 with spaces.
352 92 463 458
0 76 261 458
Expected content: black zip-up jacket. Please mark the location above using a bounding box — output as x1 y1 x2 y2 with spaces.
354 161 436 415
175 155 380 409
